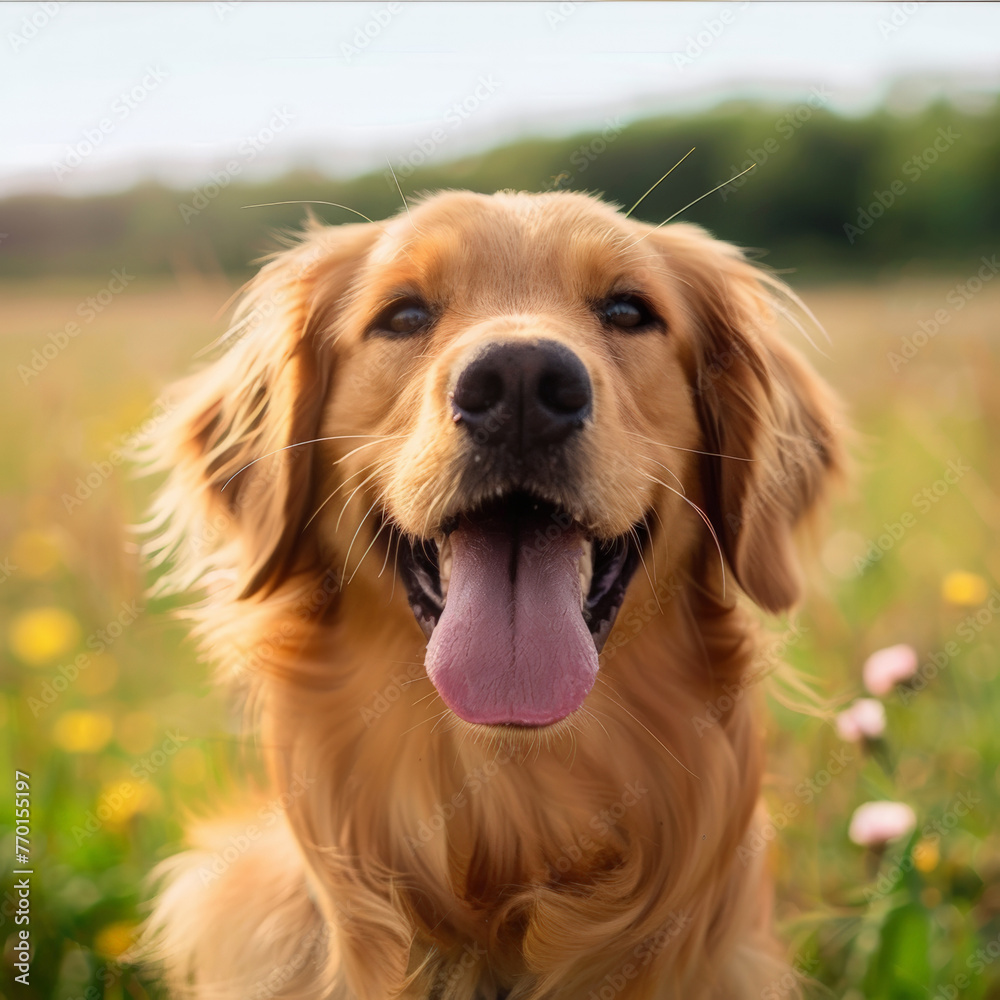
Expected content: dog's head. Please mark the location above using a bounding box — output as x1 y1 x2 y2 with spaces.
153 190 840 729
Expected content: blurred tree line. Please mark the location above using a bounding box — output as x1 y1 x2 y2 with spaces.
2 96 998 282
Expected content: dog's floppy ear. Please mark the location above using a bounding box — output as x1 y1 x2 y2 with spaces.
651 224 843 612
148 222 376 599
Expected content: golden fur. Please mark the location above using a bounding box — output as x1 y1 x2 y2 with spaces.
141 190 842 999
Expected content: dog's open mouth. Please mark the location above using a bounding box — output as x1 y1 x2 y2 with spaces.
393 492 648 727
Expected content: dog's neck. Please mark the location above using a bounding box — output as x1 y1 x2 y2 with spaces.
256 571 767 995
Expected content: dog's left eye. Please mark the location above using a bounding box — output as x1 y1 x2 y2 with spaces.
597 295 659 331
372 299 433 337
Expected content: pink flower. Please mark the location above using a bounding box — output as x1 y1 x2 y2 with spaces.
848 801 916 847
862 644 918 696
835 698 887 741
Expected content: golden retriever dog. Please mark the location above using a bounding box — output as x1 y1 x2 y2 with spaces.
142 189 842 1000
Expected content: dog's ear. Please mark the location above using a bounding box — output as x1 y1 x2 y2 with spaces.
148 223 376 600
650 224 843 612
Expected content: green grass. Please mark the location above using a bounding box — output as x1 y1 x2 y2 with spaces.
1 274 999 999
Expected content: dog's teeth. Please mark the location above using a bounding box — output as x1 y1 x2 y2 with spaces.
578 539 594 609
438 537 453 602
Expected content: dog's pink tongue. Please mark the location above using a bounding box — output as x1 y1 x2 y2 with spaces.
425 521 597 726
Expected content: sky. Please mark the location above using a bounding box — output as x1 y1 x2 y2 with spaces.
3 1 1000 196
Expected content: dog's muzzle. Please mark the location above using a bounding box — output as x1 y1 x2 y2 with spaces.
388 341 648 729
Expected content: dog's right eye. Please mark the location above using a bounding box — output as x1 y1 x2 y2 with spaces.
371 298 433 338
596 294 660 332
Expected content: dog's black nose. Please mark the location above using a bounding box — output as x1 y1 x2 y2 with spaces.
452 340 592 453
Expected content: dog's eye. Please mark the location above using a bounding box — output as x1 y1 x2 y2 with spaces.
372 299 433 337
598 295 658 331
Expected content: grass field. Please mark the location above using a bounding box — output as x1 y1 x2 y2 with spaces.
2 270 1000 999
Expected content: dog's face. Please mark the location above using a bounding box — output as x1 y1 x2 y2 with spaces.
160 190 839 731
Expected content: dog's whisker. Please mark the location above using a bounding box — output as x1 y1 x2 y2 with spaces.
644 457 686 495
421 709 452 737
647 506 672 586
344 509 390 587
332 468 383 535
596 683 699 779
581 706 614 743
642 472 726 599
757 270 831 350
300 489 340 534
305 474 372 535
625 429 756 463
376 519 395 580
220 434 397 491
415 478 455 543
300 460 385 535
241 199 416 263
630 525 661 609
330 435 404 469
625 163 758 249
328 458 384 494
642 514 662 588
386 158 418 234
388 527 403 606
624 147 696 219
339 495 384 588
400 707 448 739
243 198 382 226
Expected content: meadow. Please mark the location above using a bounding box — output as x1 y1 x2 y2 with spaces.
1 268 999 999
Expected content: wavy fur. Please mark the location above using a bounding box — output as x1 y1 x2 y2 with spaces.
139 190 842 1000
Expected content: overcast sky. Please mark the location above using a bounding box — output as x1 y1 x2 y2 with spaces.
3 1 999 196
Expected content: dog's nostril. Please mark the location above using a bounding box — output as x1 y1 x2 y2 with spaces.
453 368 504 415
539 370 590 416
